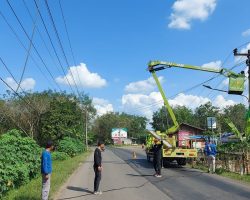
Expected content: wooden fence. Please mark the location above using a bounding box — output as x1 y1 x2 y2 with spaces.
192 151 250 175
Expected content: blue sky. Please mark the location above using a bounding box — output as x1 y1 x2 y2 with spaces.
0 0 250 119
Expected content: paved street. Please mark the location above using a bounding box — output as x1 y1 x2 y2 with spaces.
56 146 250 200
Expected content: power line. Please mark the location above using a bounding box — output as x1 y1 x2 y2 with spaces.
123 55 249 114
58 0 83 89
0 57 32 96
34 0 75 94
22 0 64 76
0 75 39 113
0 10 55 88
44 0 81 97
5 0 63 91
0 57 38 113
16 4 38 92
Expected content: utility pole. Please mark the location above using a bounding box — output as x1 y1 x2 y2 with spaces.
85 109 88 150
233 48 250 106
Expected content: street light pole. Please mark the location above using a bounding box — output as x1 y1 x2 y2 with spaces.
85 109 88 150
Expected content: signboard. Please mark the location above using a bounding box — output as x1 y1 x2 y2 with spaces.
178 131 190 147
111 128 128 139
207 117 216 129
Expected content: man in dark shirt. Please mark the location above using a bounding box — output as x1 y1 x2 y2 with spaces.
152 138 163 178
93 141 105 195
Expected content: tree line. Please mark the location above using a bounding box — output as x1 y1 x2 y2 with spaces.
151 102 247 135
0 90 148 145
0 90 248 144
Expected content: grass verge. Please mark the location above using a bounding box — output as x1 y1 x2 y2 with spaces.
3 151 91 200
188 163 250 185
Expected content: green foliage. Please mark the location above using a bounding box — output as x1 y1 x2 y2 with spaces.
194 102 219 130
3 152 90 200
39 97 82 146
51 151 69 161
151 103 247 136
217 140 250 152
0 91 96 146
57 137 85 157
220 104 247 134
151 106 194 132
92 112 148 143
0 130 41 196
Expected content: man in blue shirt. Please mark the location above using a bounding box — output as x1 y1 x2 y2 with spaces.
204 140 217 173
41 141 54 200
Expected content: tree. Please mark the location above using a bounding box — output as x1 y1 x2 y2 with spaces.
194 102 219 130
219 103 247 134
0 90 96 145
92 112 148 143
151 105 195 132
39 92 96 146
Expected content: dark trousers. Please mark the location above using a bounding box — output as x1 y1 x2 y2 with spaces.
153 157 161 175
94 167 102 192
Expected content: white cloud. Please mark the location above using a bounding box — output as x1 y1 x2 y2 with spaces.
169 93 210 109
121 91 237 120
168 0 217 30
201 60 221 70
5 77 35 91
213 95 236 108
221 78 229 87
56 63 107 88
122 92 163 120
93 97 114 116
242 29 250 37
125 76 164 94
240 43 250 54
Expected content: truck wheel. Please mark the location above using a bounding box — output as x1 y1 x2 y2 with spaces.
177 158 187 166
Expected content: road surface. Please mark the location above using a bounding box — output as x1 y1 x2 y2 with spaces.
56 146 250 200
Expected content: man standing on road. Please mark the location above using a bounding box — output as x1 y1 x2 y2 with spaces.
204 140 217 173
41 141 54 200
153 138 163 178
93 141 105 195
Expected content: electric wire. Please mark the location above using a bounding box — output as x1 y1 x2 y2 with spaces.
5 0 63 91
123 44 250 115
16 4 38 92
0 10 54 88
34 0 75 94
58 0 83 89
22 0 64 76
44 0 81 97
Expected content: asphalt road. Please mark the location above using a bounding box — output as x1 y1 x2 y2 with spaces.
56 146 250 200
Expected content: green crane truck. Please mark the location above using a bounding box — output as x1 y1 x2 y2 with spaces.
146 60 246 167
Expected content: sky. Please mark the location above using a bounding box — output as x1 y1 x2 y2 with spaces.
0 0 250 121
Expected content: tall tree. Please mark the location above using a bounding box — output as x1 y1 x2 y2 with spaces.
151 105 195 131
193 102 219 130
219 103 247 133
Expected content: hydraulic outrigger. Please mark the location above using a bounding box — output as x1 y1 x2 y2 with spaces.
146 60 246 166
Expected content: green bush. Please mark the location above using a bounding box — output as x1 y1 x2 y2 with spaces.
52 151 69 161
0 129 41 196
216 168 227 174
57 137 85 157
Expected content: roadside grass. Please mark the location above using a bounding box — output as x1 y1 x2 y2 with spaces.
3 151 91 200
189 163 250 185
